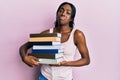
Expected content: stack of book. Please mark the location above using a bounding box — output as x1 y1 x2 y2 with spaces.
28 33 64 64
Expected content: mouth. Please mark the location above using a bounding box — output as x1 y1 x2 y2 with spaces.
59 16 66 21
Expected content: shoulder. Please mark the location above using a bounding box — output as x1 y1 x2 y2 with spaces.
74 29 85 38
74 29 86 43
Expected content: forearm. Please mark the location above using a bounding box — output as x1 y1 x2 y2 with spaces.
19 46 27 61
19 42 31 61
61 58 90 67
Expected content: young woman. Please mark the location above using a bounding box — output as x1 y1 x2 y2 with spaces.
19 2 90 80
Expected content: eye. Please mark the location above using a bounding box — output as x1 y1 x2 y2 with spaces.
67 11 71 15
66 10 71 15
59 8 63 12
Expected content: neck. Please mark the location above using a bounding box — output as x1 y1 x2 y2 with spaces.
56 25 72 33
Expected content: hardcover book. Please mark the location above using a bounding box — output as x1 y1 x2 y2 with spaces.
32 49 64 53
28 53 63 59
30 33 61 38
28 42 61 46
29 37 61 42
33 45 64 50
38 57 63 64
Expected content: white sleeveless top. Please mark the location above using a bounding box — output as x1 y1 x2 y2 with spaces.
41 28 77 80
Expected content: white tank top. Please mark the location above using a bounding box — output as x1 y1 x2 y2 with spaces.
41 28 77 80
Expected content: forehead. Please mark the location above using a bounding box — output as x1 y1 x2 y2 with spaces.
60 4 72 11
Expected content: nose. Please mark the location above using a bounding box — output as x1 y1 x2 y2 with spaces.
61 11 66 16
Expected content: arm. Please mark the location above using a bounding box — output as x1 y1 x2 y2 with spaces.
19 42 32 61
19 42 39 67
61 29 90 67
19 29 50 67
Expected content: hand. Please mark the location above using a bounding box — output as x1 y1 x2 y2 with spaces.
49 61 67 66
60 61 67 65
23 55 40 67
49 63 61 66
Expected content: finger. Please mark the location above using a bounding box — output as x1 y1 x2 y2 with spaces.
33 57 39 61
32 60 40 66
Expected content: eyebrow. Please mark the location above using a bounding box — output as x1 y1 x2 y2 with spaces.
60 7 72 12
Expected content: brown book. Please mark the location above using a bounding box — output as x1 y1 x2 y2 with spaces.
28 53 63 59
30 33 61 38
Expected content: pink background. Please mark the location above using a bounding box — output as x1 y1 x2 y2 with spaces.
0 0 120 80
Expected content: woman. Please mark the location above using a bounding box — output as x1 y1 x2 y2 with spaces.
19 2 90 80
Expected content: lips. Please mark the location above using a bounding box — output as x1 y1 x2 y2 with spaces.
59 16 66 21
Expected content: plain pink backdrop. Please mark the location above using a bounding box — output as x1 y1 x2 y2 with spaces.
0 0 120 80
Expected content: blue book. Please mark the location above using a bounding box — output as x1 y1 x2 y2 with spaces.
32 49 63 54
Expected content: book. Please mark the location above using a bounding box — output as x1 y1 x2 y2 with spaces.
38 57 63 64
30 33 61 38
28 33 64 64
28 42 61 46
28 53 63 59
32 49 64 53
33 45 64 50
29 37 61 42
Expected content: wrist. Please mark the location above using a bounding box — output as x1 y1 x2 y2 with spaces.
60 61 68 66
22 54 28 62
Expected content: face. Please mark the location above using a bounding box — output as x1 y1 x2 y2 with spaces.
57 4 72 26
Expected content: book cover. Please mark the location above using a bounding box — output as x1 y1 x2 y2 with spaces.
29 37 61 42
30 33 61 38
33 45 64 50
38 57 63 64
28 53 63 59
28 42 61 46
32 49 64 53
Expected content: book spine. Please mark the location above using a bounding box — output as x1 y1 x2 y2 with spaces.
28 42 61 46
33 45 63 49
29 37 60 42
30 33 61 37
38 57 63 64
32 49 63 53
28 53 63 59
